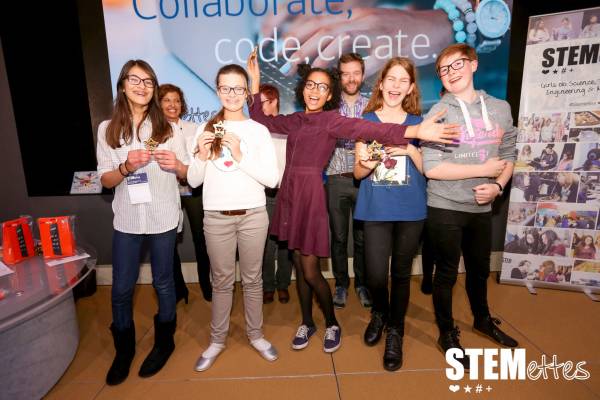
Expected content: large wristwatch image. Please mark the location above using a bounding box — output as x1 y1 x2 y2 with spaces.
475 0 511 53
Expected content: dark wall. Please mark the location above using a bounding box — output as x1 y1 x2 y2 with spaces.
2 1 598 264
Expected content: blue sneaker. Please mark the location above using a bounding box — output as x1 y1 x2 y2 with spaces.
333 286 347 308
323 325 342 353
292 325 317 350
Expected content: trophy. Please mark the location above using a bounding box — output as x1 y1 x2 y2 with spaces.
211 120 226 158
367 140 385 161
143 137 159 152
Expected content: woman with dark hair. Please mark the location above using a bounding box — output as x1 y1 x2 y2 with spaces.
246 49 460 353
505 228 541 255
97 60 189 385
159 84 212 303
574 235 596 259
540 230 566 257
352 57 427 371
187 64 280 371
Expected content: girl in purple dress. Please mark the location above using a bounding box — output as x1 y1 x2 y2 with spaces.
246 50 460 353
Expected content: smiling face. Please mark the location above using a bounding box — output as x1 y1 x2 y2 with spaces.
217 72 247 114
160 91 182 122
303 71 332 113
123 65 154 109
340 60 363 97
379 64 414 110
439 52 477 96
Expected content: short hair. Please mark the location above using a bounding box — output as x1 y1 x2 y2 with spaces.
435 44 478 73
338 53 365 74
259 84 280 113
158 83 188 117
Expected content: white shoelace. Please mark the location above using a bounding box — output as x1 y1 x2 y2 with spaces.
325 326 339 341
296 325 309 339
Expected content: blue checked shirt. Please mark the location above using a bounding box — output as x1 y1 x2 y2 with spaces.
325 95 370 175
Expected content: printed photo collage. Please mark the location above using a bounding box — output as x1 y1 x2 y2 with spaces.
503 109 600 287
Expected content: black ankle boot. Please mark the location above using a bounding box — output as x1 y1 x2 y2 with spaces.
138 315 176 378
106 324 136 386
437 327 470 371
364 311 386 346
420 278 433 295
474 315 518 348
383 327 403 371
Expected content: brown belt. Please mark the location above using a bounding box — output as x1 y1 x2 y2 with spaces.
219 209 247 216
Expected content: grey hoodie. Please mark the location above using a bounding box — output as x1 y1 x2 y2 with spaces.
422 91 517 213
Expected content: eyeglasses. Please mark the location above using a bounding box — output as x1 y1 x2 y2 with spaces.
437 58 471 77
305 80 330 93
125 74 155 88
218 86 246 95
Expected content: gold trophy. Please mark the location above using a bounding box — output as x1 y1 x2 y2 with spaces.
143 138 159 153
211 121 226 158
367 140 385 161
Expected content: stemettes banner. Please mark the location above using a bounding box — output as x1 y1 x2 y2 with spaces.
501 6 600 293
101 0 511 117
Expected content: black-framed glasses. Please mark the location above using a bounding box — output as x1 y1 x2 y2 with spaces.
437 58 471 77
218 86 246 95
125 74 155 88
305 80 330 93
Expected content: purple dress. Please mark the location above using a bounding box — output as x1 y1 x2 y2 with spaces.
250 93 413 257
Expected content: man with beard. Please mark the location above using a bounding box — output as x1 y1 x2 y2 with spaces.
325 53 371 308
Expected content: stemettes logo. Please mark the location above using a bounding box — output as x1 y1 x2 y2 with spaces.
446 348 591 381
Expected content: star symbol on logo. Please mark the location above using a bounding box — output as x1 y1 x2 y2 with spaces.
569 68 574 72
464 385 472 393
553 69 558 74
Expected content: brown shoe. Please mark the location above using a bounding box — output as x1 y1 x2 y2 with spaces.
263 291 275 304
277 289 290 304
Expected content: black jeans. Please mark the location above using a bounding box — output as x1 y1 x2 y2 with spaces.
364 220 424 335
426 207 492 334
326 175 365 288
263 189 292 291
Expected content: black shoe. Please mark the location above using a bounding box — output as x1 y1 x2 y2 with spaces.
437 327 470 371
420 278 433 295
474 316 518 348
175 287 189 304
138 315 176 378
106 324 135 386
364 311 386 346
383 327 403 371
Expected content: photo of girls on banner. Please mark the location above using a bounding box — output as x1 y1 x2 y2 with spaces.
501 6 600 293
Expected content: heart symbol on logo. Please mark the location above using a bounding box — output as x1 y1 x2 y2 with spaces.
449 385 460 393
541 69 549 74
224 161 233 167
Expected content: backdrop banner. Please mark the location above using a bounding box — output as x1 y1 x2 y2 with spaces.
500 6 600 293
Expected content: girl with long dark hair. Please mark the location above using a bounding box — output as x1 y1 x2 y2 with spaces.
97 60 188 385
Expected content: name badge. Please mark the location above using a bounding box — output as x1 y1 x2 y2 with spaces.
126 172 152 204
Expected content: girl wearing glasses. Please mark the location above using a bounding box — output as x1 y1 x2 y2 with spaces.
187 64 280 371
247 49 460 353
96 60 189 385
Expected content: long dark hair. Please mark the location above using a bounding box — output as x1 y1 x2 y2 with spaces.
205 64 251 159
295 64 341 111
106 60 172 149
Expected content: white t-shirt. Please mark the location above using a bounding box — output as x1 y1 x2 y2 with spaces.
187 119 279 211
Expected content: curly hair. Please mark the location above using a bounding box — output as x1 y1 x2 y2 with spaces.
158 83 188 117
294 64 341 111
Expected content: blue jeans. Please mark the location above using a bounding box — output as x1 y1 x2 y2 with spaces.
111 228 177 330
